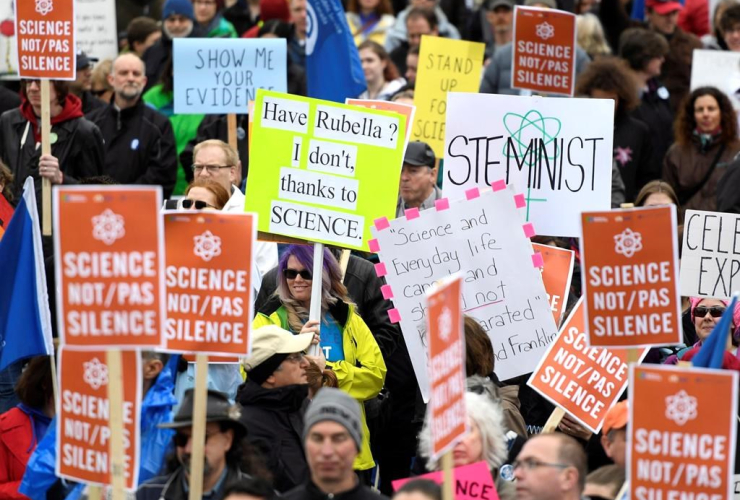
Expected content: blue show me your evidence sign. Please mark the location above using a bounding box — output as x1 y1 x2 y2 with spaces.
173 37 288 114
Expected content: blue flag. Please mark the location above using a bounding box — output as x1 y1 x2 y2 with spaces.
0 177 53 371
306 0 367 102
691 296 738 369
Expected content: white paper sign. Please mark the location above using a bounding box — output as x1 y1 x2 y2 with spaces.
443 93 614 236
681 209 740 299
76 0 118 61
371 186 558 401
691 49 740 110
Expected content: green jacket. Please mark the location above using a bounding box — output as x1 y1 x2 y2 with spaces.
196 15 238 38
253 297 387 470
142 85 204 195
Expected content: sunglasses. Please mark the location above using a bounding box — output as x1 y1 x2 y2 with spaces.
181 199 214 210
695 306 726 318
283 268 313 280
174 431 218 447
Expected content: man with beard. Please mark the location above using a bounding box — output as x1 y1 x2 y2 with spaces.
137 389 253 500
142 0 195 92
87 53 178 197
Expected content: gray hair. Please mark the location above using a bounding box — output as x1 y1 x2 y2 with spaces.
418 391 508 471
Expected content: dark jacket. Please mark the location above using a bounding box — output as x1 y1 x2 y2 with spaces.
87 99 178 197
142 34 174 93
80 91 105 116
661 28 703 113
0 106 104 218
631 80 674 185
254 254 401 360
136 466 251 500
613 113 653 201
284 480 389 500
717 158 740 214
236 381 308 492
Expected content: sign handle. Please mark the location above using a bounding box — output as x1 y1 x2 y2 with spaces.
441 452 454 500
40 80 52 236
339 249 351 283
87 485 103 500
189 354 210 500
227 114 240 180
542 406 566 433
106 349 125 500
627 348 641 365
307 243 324 357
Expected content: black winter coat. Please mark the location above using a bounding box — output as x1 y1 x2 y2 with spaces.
87 99 178 197
236 381 309 492
136 466 251 500
284 480 389 500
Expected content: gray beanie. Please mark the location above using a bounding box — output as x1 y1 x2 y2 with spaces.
303 388 362 451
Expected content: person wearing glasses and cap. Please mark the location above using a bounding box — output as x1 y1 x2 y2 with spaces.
237 325 316 492
396 141 441 218
513 433 588 500
137 389 258 500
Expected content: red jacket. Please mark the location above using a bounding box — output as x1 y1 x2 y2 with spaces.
0 408 34 499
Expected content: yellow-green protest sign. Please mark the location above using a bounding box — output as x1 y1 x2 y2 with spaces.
413 36 485 157
245 89 406 251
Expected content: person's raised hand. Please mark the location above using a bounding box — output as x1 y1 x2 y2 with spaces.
39 154 63 184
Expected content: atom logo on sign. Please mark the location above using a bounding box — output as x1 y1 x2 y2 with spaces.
665 389 698 426
83 358 109 390
92 209 126 245
36 0 54 15
535 21 555 40
194 230 222 262
438 308 453 343
614 228 643 258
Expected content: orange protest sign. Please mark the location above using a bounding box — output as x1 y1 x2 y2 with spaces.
511 6 576 96
629 365 738 500
580 206 681 347
16 0 75 80
533 243 574 326
528 298 646 433
164 211 256 356
54 187 165 348
426 274 467 459
346 99 416 142
56 347 141 490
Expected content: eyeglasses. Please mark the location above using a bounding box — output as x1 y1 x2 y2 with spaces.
694 306 726 318
512 458 570 471
285 353 305 363
192 164 233 174
181 199 215 210
174 431 219 447
283 268 313 280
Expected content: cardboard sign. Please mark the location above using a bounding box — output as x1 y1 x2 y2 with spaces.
371 185 557 401
680 210 740 299
426 274 467 458
628 365 738 500
533 242 574 326
173 38 287 114
691 49 740 111
245 89 407 251
54 187 165 348
528 298 646 433
413 36 485 157
393 461 500 500
76 0 117 61
580 206 681 347
57 347 141 490
164 211 256 356
443 93 613 237
346 98 416 143
511 6 577 96
16 0 75 79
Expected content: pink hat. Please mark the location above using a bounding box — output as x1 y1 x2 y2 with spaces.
690 297 732 324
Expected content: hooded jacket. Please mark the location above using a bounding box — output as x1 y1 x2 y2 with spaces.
236 381 309 492
253 297 386 471
0 406 49 499
87 98 178 198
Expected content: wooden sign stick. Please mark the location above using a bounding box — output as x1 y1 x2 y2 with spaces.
542 407 566 433
40 80 52 236
441 452 454 500
227 114 240 180
307 243 324 357
106 349 126 500
189 354 210 500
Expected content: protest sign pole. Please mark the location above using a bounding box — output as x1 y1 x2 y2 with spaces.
40 80 52 236
441 452 454 500
542 407 566 433
189 354 210 500
106 349 126 500
227 114 239 179
308 243 324 357
339 249 350 282
88 486 103 500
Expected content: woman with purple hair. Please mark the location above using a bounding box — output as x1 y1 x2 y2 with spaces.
252 245 386 474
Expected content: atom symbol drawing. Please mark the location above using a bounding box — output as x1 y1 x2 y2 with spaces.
92 209 125 246
614 228 642 258
665 390 698 426
536 21 555 40
438 308 453 343
502 110 562 167
36 0 54 15
83 358 109 390
194 230 222 262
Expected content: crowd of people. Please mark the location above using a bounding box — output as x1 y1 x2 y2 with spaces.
2 0 740 497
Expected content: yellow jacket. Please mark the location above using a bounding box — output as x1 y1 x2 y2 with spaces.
253 297 387 470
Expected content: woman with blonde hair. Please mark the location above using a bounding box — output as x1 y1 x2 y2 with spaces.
576 14 611 59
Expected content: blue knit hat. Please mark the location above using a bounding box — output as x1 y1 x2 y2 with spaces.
162 0 195 20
